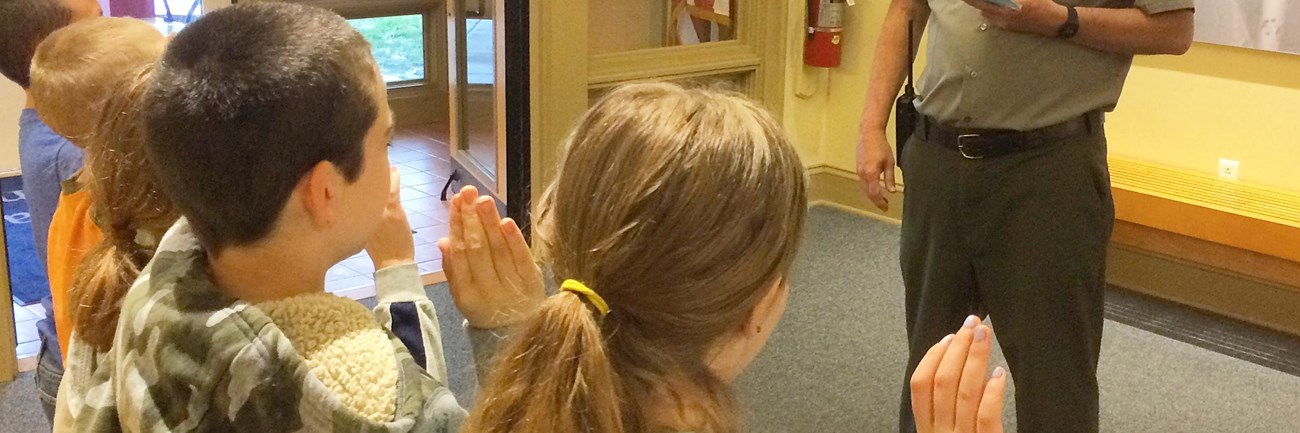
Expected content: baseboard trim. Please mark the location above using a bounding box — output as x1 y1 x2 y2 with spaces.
17 355 36 373
1107 244 1300 337
807 165 903 223
1111 220 1300 290
810 201 902 226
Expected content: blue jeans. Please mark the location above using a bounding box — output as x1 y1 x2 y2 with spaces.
34 315 63 426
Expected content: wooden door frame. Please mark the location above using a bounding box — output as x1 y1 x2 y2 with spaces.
529 0 788 208
444 0 507 202
528 0 586 215
1 215 15 382
442 0 529 231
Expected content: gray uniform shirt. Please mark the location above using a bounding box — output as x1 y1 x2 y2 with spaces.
915 0 1195 130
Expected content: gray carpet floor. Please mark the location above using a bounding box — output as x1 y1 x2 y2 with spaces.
4 206 1299 432
0 371 49 432
732 208 1300 433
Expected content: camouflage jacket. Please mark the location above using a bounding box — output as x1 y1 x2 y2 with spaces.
55 218 502 432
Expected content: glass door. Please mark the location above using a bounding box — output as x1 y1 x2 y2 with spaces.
445 0 506 202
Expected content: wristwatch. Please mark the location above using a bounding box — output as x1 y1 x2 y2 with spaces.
1057 5 1080 39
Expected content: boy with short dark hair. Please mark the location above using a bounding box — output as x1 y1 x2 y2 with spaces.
55 3 511 432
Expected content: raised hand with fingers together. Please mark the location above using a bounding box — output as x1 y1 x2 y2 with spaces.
438 185 546 329
911 315 1008 433
365 167 416 271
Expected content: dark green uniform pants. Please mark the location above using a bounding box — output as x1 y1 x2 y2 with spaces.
896 125 1113 433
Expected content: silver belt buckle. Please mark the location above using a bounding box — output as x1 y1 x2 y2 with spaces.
957 134 984 160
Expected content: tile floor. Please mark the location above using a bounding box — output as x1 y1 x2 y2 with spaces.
9 302 45 363
11 123 454 361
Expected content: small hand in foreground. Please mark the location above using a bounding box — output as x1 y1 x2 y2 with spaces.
911 315 1008 433
439 186 545 329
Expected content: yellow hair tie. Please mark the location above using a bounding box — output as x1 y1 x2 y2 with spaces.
561 279 610 317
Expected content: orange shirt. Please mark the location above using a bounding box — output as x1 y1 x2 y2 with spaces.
46 178 102 360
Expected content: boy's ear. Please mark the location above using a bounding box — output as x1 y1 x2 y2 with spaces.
299 161 340 227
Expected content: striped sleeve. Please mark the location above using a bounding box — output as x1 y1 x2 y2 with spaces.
371 263 451 384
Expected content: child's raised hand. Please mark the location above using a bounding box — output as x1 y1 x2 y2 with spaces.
439 185 545 329
365 167 416 270
910 316 1007 433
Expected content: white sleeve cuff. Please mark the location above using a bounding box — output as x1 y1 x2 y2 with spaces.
374 263 426 304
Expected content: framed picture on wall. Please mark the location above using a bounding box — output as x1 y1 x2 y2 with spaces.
666 0 735 46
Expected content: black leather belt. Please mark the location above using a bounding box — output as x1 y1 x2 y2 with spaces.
919 111 1103 159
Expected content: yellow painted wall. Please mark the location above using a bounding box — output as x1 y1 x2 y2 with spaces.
781 0 831 168
1110 46 1300 191
785 2 1300 194
782 1 909 180
1 79 25 173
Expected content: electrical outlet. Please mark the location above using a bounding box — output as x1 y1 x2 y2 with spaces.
1218 159 1240 180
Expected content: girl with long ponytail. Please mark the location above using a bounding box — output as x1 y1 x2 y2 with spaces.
443 82 808 433
67 64 178 352
439 81 1007 433
28 18 169 366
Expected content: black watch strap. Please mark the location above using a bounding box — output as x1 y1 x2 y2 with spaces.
1057 6 1080 39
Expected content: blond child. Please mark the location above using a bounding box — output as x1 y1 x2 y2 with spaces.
439 83 1008 433
449 83 808 433
0 0 102 420
29 15 169 362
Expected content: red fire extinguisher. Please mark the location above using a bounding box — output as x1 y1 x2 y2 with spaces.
805 0 847 67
